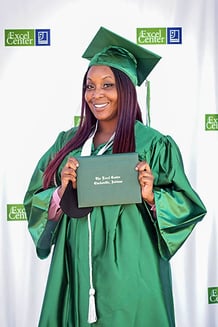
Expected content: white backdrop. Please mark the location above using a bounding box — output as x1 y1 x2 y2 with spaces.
0 0 217 326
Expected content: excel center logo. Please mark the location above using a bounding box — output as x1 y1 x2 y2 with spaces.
4 29 51 46
205 114 218 131
137 27 182 45
7 204 27 221
208 287 218 304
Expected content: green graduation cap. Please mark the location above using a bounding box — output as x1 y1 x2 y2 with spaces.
82 26 161 86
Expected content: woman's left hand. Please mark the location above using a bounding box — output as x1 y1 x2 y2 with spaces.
136 161 155 205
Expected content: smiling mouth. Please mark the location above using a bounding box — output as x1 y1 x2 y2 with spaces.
94 103 108 109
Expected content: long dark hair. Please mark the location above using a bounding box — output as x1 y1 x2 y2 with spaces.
43 67 143 189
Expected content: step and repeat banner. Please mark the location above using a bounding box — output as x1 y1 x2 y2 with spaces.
0 0 217 326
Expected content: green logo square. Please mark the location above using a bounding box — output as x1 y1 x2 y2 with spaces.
208 287 218 304
137 28 166 45
74 116 81 127
205 114 218 131
7 204 27 221
5 29 35 46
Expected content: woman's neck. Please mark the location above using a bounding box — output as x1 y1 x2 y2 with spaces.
93 121 116 148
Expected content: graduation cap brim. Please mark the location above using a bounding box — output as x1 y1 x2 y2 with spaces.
82 26 161 86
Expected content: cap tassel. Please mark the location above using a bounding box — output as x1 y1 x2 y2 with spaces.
145 80 151 126
88 288 97 323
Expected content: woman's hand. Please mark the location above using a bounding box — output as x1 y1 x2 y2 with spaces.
136 161 155 205
58 157 79 198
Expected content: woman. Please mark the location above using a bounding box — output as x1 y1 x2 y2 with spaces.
24 27 206 327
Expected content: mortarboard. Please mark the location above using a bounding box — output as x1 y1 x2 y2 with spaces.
82 26 161 86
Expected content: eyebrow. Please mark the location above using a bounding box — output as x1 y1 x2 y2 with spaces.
87 75 114 81
103 75 113 79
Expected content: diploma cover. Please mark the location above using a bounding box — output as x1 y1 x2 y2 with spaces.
76 152 142 207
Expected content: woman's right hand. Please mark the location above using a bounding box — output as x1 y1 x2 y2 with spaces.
58 157 79 198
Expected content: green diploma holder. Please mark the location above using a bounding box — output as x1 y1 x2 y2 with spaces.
76 152 142 207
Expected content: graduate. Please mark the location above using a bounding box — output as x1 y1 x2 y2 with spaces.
24 27 207 327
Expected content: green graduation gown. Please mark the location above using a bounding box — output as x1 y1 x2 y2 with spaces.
24 121 206 327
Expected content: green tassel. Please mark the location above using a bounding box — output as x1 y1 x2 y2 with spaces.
146 80 151 126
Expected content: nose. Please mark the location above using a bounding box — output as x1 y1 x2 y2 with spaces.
91 86 104 98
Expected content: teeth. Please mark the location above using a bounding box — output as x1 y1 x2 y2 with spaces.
94 103 107 108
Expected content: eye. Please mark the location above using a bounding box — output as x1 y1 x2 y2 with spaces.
103 83 115 89
85 83 95 90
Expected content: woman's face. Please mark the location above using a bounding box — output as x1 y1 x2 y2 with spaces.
85 65 118 124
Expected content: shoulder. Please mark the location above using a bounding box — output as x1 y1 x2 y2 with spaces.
134 120 181 159
54 126 79 147
134 120 167 145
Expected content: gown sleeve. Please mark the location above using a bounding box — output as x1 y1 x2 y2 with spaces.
23 130 74 259
148 135 207 260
